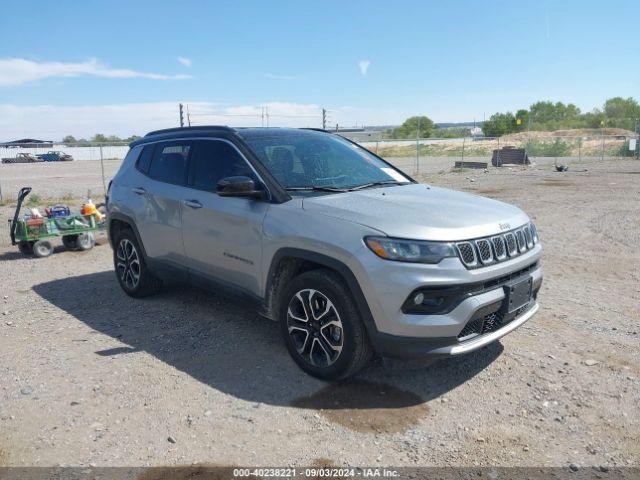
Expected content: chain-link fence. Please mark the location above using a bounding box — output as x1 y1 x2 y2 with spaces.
0 133 638 203
0 142 129 202
362 134 639 175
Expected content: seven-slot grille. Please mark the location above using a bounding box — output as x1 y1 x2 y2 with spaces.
491 236 506 260
456 242 477 267
504 232 518 256
475 239 493 264
455 224 538 269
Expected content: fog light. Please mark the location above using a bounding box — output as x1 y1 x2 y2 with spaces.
413 293 425 305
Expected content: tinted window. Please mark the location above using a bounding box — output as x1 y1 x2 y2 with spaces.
124 145 143 168
148 142 191 185
239 130 410 190
136 145 154 174
189 140 255 192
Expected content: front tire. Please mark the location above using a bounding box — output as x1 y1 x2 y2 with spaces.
113 229 161 297
279 269 372 380
33 239 53 258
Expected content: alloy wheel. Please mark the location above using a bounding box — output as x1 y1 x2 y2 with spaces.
116 239 140 290
286 289 344 367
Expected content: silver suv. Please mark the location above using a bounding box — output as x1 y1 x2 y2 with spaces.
107 127 542 379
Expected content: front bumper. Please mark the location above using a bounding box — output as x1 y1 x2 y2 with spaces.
347 243 543 358
370 301 539 358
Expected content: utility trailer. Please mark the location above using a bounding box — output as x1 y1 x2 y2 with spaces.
1 153 42 164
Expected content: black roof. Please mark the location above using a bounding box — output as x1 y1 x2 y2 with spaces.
144 125 235 137
131 126 330 147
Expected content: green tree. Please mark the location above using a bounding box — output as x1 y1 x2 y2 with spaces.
62 135 77 144
604 97 640 119
91 133 109 143
515 109 529 131
482 112 517 136
582 110 606 129
392 116 435 138
528 101 581 126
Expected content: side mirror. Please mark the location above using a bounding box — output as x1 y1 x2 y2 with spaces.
217 176 265 199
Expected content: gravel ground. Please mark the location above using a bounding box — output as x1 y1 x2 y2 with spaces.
0 158 638 468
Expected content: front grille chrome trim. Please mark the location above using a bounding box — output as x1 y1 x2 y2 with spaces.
491 235 507 260
475 239 493 264
516 229 527 252
523 225 534 248
456 241 478 268
454 224 537 270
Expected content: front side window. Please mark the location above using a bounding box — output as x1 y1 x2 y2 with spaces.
147 142 191 185
239 130 410 191
189 140 256 192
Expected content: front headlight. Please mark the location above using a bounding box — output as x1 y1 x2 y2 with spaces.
364 236 457 264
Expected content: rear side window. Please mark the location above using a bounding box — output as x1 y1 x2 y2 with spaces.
189 140 256 192
147 142 191 185
123 145 143 168
136 145 154 174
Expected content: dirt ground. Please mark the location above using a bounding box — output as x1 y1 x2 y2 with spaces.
0 157 638 468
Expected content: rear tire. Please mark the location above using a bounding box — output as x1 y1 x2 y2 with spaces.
113 228 161 297
279 269 373 380
75 232 95 251
33 239 53 258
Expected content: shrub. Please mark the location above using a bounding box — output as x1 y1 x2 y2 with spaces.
525 138 572 157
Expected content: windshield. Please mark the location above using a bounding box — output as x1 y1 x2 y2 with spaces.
239 129 411 191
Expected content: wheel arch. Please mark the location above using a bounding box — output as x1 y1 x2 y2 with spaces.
107 212 148 258
264 248 378 338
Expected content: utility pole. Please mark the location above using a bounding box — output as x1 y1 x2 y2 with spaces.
186 104 191 126
416 117 421 173
322 108 327 130
179 103 184 127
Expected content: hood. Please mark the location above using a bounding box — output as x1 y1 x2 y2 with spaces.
302 183 529 241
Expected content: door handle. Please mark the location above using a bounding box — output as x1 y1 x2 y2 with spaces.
184 199 203 209
132 187 147 195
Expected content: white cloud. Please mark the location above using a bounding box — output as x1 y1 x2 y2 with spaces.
0 101 469 140
0 58 192 87
358 59 370 76
263 73 297 80
0 99 496 142
0 102 328 139
177 57 192 67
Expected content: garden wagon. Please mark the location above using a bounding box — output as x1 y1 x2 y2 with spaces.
8 187 104 258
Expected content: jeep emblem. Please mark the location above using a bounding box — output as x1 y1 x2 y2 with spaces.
499 222 511 231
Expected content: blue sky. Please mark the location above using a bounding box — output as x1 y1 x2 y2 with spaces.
0 0 638 139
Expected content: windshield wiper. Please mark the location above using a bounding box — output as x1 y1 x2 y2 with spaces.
346 180 408 191
285 186 348 193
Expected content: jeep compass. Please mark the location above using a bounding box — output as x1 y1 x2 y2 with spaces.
107 127 542 379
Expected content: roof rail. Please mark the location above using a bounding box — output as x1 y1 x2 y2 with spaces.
300 128 331 133
144 125 236 137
